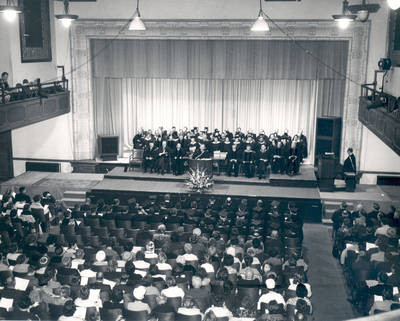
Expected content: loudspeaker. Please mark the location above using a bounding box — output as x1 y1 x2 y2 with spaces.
315 117 342 165
98 135 119 161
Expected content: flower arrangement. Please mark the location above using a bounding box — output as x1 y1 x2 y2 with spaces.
186 168 213 193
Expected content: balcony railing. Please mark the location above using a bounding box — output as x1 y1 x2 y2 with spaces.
0 79 70 132
359 84 400 156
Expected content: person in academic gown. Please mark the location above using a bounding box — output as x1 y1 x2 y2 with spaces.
226 144 241 177
343 147 356 173
287 141 300 176
271 141 282 174
211 136 222 153
171 143 185 176
193 143 211 159
143 142 157 173
156 141 171 174
221 136 232 153
132 130 145 149
256 144 271 179
280 139 290 174
242 145 256 178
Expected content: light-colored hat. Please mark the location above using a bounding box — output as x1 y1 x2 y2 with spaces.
226 247 235 257
133 286 146 300
265 278 276 289
122 251 133 261
193 228 201 236
96 250 106 262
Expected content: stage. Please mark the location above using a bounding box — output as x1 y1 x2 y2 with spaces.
90 165 322 222
104 164 318 188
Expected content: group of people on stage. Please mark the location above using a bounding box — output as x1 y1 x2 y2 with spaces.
133 127 308 178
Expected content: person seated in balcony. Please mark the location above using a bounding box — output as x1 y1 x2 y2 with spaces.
1 72 11 103
0 72 10 91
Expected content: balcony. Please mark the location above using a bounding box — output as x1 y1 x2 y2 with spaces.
358 85 400 156
0 80 70 132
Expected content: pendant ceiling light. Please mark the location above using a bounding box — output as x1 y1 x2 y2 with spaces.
348 0 380 22
387 0 400 10
56 0 78 28
0 0 22 22
129 0 146 31
332 0 357 29
251 0 270 32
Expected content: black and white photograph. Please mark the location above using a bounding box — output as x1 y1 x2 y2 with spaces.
0 0 399 320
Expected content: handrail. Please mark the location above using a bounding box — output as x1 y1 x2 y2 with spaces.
361 84 400 117
1 78 68 105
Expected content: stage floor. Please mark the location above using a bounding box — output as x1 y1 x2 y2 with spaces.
105 164 318 188
93 176 321 200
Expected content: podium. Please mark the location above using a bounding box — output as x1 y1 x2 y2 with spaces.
189 159 213 177
317 153 337 191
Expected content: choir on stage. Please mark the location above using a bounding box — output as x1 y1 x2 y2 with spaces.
133 127 308 178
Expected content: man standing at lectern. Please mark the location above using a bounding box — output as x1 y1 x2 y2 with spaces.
343 148 356 173
343 147 357 192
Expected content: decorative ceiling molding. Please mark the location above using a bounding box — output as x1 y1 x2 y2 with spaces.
69 19 370 163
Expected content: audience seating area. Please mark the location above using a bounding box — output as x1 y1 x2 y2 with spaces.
332 202 400 316
0 188 312 321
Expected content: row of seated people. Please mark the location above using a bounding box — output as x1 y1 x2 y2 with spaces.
331 201 400 316
134 126 308 178
0 187 311 321
0 72 65 104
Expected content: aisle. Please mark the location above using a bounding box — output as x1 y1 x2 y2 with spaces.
303 224 357 321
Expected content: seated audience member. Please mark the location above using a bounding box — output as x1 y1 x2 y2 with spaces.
286 283 312 316
58 300 81 321
258 278 285 310
177 296 203 319
124 285 151 313
14 186 31 204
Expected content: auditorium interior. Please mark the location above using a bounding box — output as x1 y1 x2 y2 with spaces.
0 0 400 320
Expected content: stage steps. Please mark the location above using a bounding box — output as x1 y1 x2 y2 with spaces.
61 190 87 208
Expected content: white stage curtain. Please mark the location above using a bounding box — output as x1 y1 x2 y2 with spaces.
92 39 348 162
94 78 318 162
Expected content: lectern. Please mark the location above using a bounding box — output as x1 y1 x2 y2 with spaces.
318 153 337 191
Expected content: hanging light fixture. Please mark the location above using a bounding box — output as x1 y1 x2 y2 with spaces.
55 0 78 28
348 0 380 22
332 0 357 29
129 0 145 31
251 0 270 32
387 0 400 10
0 0 22 22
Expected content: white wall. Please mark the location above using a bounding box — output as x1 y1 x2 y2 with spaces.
0 1 74 175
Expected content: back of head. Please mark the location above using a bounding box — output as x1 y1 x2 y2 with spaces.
63 300 76 317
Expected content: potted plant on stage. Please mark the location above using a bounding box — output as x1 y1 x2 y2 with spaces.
186 167 213 193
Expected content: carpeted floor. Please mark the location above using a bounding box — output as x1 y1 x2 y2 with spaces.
303 224 358 321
